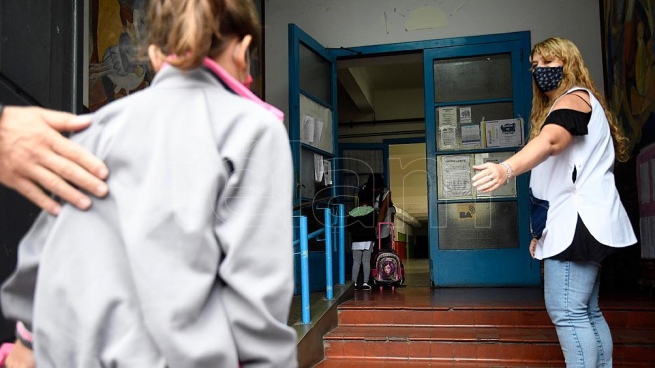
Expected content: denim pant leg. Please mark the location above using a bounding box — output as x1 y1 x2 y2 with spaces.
544 259 607 368
352 250 363 283
588 270 613 367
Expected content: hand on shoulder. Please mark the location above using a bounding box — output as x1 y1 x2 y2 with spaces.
0 106 109 215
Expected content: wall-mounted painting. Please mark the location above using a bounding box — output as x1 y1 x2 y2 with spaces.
87 0 150 112
601 0 655 152
87 0 264 112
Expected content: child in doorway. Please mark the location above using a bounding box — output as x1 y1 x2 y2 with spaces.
363 174 395 250
347 187 377 290
1 1 297 367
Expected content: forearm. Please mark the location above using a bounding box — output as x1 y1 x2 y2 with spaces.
377 194 390 223
503 135 555 177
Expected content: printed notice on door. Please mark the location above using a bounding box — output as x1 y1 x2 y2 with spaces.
442 155 471 198
438 107 458 148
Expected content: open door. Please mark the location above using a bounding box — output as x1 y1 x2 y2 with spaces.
424 34 540 287
288 24 339 292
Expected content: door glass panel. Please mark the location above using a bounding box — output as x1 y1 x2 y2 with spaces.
435 102 514 151
300 148 331 200
437 201 518 249
436 152 517 200
300 94 334 153
300 43 332 104
433 54 512 103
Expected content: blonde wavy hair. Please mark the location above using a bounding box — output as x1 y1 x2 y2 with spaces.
529 37 630 162
147 0 261 71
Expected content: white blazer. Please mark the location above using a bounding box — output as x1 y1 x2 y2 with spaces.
530 87 636 260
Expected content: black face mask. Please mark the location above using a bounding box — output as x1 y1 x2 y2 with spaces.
532 66 564 93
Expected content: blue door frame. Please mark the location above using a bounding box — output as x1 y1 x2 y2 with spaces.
290 26 539 288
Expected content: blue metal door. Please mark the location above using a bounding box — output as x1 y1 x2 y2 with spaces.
288 24 339 292
424 35 540 286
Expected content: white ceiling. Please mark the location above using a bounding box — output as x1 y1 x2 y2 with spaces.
337 52 424 122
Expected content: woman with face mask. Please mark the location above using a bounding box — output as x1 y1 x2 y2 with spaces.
472 37 636 367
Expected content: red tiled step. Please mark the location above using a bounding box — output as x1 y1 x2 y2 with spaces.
337 307 655 330
316 289 655 367
322 326 655 364
314 357 653 367
314 358 561 367
338 308 553 328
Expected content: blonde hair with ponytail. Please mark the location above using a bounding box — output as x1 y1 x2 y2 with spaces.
146 0 260 71
529 37 630 162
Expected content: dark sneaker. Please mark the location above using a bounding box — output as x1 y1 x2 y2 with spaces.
362 283 372 290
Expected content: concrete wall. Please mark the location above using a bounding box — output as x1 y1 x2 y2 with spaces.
265 0 604 130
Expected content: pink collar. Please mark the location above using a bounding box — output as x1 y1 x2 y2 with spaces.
201 57 284 122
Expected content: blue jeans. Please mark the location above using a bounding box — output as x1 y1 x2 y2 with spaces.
544 259 612 367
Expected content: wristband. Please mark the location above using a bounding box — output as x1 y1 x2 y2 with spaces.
15 321 33 350
499 161 513 184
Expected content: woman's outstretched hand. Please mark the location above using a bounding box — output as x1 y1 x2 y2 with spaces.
471 162 507 193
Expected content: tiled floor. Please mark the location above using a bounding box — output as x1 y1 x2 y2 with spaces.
399 257 432 288
289 257 655 325
288 257 432 325
345 283 655 311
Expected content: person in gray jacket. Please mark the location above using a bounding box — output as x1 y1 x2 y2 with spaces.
1 0 297 367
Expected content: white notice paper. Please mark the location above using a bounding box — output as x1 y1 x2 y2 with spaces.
484 118 523 148
304 116 316 143
439 106 458 126
440 126 456 148
461 124 481 146
314 154 324 182
439 107 458 148
442 155 471 198
459 106 472 124
314 120 324 147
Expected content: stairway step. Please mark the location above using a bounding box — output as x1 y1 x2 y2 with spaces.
322 326 655 364
314 357 654 367
315 289 655 367
326 326 557 343
338 308 553 328
338 307 655 329
313 358 559 367
325 325 655 344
